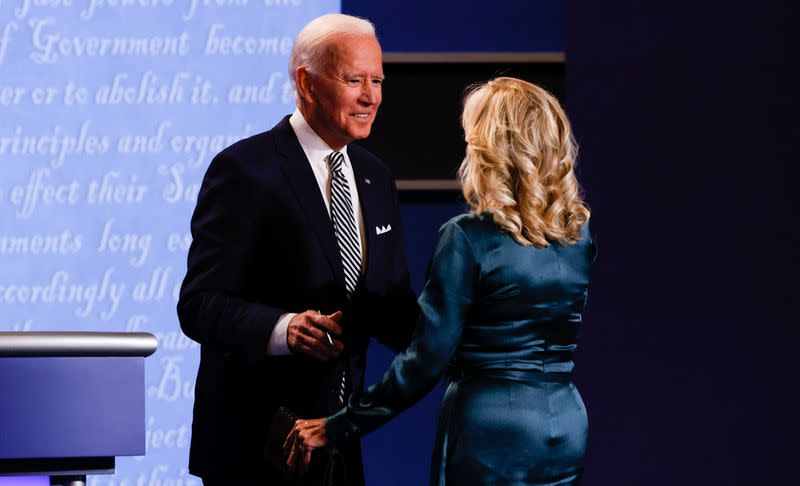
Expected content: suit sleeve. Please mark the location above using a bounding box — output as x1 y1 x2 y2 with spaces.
326 221 477 443
177 151 287 362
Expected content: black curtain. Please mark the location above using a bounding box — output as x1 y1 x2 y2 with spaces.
567 2 800 483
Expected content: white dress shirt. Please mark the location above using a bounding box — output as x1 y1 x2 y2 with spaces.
267 109 367 355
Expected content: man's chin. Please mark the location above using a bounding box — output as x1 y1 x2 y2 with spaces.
349 128 373 141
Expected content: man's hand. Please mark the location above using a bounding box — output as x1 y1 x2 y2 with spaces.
284 417 329 473
286 310 344 361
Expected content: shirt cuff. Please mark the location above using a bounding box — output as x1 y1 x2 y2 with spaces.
267 312 295 355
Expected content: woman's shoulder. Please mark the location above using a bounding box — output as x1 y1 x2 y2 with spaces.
440 214 595 259
439 212 498 238
435 213 511 258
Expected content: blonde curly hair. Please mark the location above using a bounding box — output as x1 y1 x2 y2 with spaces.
458 77 590 248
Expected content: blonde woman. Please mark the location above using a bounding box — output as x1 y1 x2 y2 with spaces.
286 77 596 485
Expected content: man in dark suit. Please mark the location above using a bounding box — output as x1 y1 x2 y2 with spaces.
177 13 418 485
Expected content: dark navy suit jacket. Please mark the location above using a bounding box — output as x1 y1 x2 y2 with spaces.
178 116 417 483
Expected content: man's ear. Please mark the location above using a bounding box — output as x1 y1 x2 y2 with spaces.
296 67 315 106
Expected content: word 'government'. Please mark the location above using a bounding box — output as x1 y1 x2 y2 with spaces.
13 0 301 22
24 18 293 63
29 18 190 64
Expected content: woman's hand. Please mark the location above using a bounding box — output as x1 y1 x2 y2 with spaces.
283 418 329 473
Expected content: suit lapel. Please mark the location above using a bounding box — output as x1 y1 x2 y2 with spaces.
350 153 379 288
274 117 346 289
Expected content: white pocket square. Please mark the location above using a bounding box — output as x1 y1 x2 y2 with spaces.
376 224 392 235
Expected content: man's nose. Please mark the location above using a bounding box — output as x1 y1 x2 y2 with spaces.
360 82 379 105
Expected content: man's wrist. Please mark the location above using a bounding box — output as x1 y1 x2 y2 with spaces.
267 312 295 355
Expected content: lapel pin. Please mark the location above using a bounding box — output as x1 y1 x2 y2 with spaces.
365 178 371 185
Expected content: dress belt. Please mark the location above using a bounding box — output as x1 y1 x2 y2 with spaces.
447 366 572 384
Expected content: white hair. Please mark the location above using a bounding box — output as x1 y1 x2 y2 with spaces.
289 13 376 89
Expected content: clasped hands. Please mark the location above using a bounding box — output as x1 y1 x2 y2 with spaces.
287 310 344 361
283 310 339 472
283 310 344 474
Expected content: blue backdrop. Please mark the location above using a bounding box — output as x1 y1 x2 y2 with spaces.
1 1 338 484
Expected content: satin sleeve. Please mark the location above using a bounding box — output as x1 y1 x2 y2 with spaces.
326 220 477 444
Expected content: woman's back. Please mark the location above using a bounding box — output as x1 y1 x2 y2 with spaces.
430 214 595 485
451 212 595 376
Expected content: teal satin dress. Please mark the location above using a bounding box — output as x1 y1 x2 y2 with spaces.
327 213 596 485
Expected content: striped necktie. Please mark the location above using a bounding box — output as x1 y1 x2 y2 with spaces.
328 151 361 405
328 151 362 297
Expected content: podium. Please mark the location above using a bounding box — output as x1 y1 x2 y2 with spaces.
0 332 158 486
